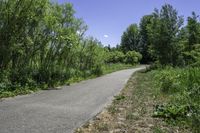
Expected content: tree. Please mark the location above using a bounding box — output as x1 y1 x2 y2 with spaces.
139 15 153 63
148 4 184 66
79 37 106 76
120 24 139 52
0 0 104 88
183 12 200 65
187 12 200 51
0 0 49 70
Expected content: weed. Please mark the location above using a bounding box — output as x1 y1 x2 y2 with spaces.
107 105 118 114
114 95 126 101
153 126 166 133
96 123 109 131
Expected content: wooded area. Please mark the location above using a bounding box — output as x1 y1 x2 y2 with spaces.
121 4 200 66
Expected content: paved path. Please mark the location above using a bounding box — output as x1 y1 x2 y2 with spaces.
0 66 146 133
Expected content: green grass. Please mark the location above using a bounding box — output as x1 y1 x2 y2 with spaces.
0 63 138 99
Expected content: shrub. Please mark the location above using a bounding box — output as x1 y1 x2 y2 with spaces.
183 44 200 66
124 51 142 65
106 51 125 63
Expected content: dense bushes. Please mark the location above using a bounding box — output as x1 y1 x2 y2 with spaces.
80 38 106 76
153 67 200 131
106 50 142 65
106 51 125 63
124 51 142 65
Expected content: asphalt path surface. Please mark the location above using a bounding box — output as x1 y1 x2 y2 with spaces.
0 66 146 133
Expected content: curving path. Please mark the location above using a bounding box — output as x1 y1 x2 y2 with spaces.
0 66 146 133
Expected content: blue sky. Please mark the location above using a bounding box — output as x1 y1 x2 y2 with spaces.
57 0 200 47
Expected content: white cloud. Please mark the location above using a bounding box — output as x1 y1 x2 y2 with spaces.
77 31 81 35
104 35 109 38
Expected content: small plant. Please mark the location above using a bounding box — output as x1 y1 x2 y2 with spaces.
124 51 142 65
114 95 126 101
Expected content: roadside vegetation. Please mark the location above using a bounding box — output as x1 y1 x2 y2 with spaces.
153 67 200 132
77 3 200 133
0 0 141 98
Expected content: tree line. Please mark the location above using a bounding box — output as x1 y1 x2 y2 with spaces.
120 4 200 67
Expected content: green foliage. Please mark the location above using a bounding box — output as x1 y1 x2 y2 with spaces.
121 24 140 52
147 4 184 66
102 63 134 74
148 10 200 67
0 0 111 97
79 37 106 77
139 15 154 63
153 67 200 131
124 51 142 65
106 51 125 63
105 50 142 65
120 4 200 67
183 44 200 66
187 12 200 51
153 104 191 119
